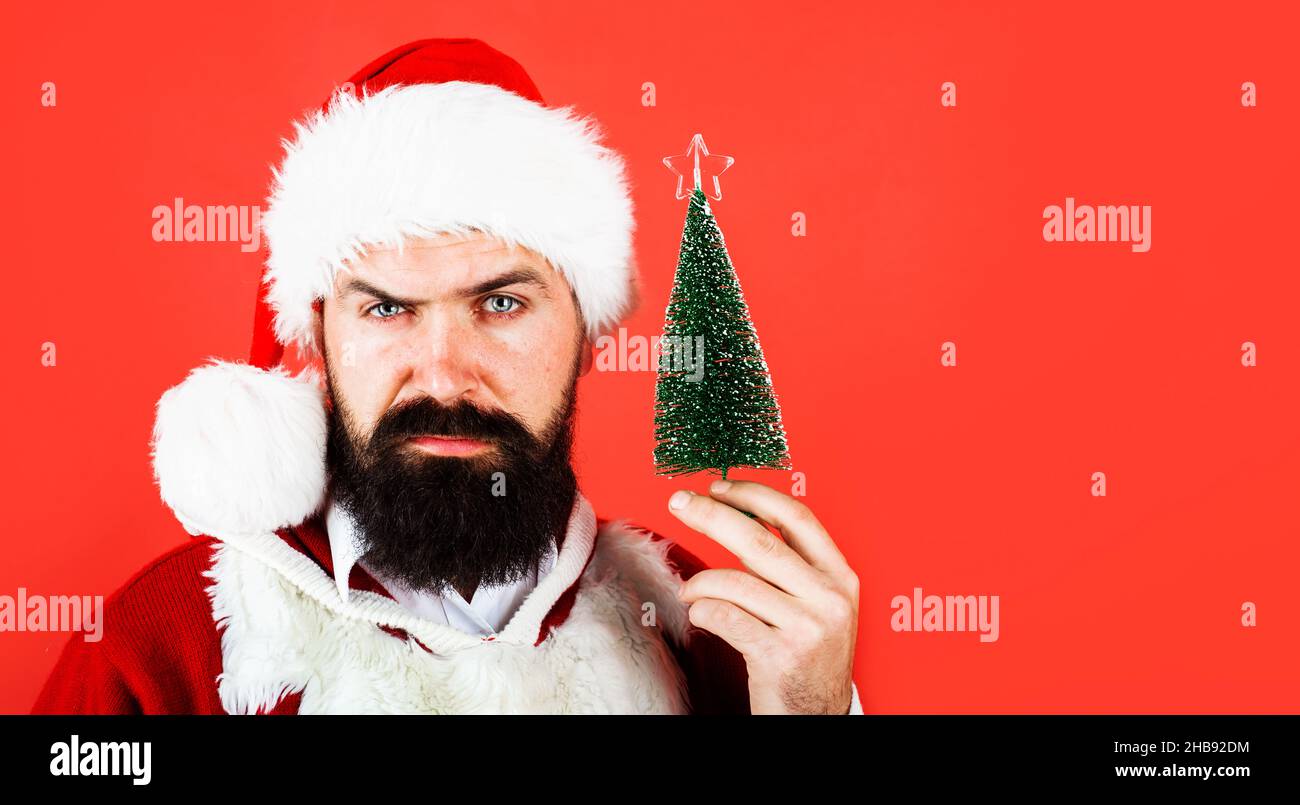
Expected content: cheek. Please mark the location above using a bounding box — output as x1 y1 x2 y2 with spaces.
480 315 577 423
327 318 408 420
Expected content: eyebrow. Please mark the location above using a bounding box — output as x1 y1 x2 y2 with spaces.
338 264 551 306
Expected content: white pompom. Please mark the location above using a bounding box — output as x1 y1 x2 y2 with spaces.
151 359 327 538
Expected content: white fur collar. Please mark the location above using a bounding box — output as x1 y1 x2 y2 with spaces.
202 498 696 714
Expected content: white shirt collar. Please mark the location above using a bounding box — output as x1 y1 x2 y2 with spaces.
325 501 368 602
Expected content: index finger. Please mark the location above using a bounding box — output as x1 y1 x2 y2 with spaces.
706 479 849 576
667 489 825 598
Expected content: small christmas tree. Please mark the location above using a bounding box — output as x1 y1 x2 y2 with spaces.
653 135 791 480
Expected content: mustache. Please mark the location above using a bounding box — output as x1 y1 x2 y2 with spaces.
368 396 535 450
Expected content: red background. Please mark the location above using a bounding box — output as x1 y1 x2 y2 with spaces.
3 0 1297 713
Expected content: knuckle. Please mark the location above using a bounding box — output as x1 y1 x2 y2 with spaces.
788 499 818 529
841 568 861 599
717 602 744 631
734 570 765 598
801 615 830 647
827 596 854 628
751 529 781 558
834 588 859 625
813 579 852 620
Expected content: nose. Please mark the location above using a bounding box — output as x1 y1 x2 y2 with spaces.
407 310 480 405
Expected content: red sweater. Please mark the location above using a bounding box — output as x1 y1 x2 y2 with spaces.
31 514 751 715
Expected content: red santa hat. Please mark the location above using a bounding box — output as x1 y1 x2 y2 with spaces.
151 38 637 539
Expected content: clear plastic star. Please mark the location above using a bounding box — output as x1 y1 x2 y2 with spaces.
662 133 734 201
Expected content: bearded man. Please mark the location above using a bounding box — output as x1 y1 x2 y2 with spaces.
33 38 862 715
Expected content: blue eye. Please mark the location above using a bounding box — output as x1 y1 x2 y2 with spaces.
483 295 522 316
368 301 405 319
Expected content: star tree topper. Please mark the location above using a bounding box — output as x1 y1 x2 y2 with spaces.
662 133 735 200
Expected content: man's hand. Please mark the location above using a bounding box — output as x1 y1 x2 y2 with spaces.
668 479 859 715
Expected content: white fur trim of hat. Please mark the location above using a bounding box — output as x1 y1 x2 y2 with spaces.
262 79 638 355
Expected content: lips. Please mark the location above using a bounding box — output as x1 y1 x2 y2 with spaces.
407 436 490 456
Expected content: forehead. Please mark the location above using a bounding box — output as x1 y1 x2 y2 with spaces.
333 231 563 295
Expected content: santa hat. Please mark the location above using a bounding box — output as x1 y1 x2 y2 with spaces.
151 38 637 539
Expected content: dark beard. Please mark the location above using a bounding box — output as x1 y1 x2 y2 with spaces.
324 366 580 598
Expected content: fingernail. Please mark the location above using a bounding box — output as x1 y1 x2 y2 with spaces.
669 490 692 510
710 479 731 494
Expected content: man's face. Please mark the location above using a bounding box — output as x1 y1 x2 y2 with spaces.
316 231 593 596
320 232 591 456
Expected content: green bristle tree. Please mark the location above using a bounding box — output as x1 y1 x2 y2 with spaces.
653 185 792 481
